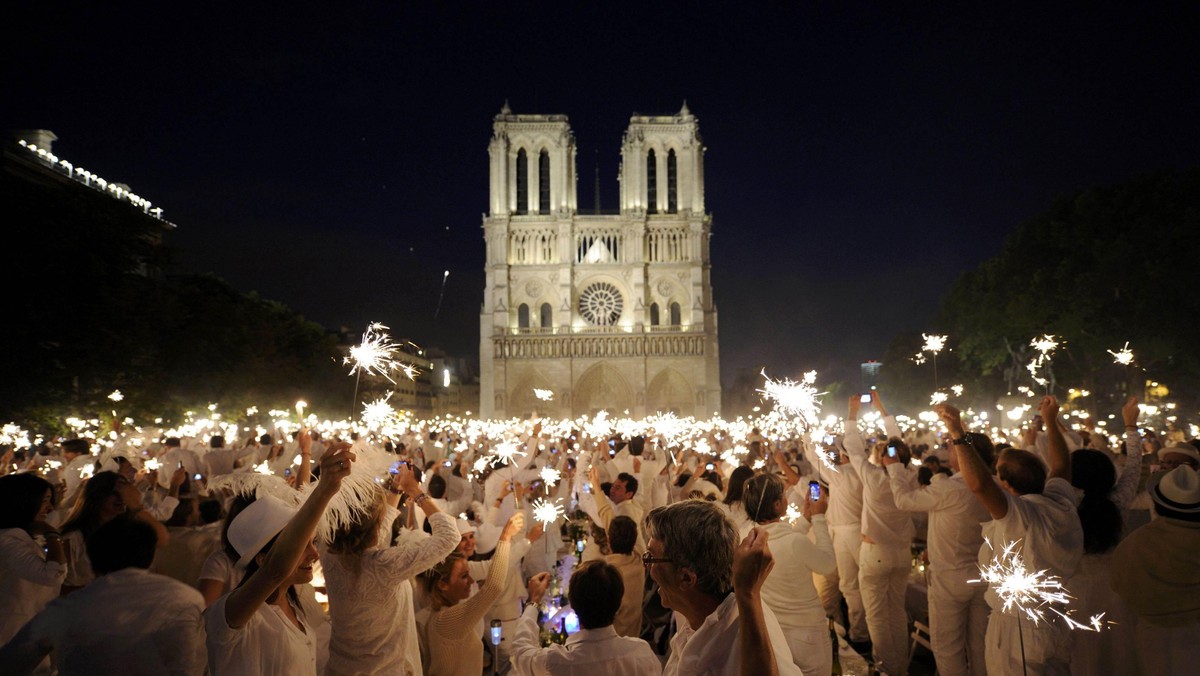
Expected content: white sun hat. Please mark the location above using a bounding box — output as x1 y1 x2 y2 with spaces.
228 495 299 568
1149 465 1200 515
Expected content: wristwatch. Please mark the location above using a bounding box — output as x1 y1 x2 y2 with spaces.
951 434 972 446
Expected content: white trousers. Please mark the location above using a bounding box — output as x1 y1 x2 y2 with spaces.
858 541 911 675
832 525 868 642
928 565 989 676
1134 620 1200 674
984 610 1070 675
783 622 833 676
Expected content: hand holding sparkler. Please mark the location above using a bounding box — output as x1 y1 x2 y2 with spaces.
525 572 552 606
499 512 525 543
1121 396 1139 429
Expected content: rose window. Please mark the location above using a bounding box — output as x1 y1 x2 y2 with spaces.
578 283 623 326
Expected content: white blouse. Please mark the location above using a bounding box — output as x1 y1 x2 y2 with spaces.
0 528 66 644
205 589 324 676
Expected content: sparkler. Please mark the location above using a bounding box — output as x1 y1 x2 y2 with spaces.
930 391 949 406
79 463 95 480
295 401 307 421
1108 341 1134 366
533 388 554 401
921 333 948 388
539 466 562 487
144 458 160 472
361 393 398 430
1027 334 1061 394
489 439 527 467
434 270 450 319
345 323 403 383
758 369 822 429
972 538 1106 674
253 461 273 475
531 498 565 526
951 384 964 397
108 390 124 402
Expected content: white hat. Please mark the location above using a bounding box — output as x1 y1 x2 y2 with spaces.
1149 466 1200 514
456 519 476 535
228 495 298 568
1158 444 1200 464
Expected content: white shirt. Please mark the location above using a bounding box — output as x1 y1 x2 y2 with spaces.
205 588 324 676
663 593 802 676
321 510 459 676
844 416 914 548
509 605 662 676
807 443 863 529
198 549 243 592
759 517 837 629
62 529 94 587
978 477 1083 611
888 466 989 571
0 567 206 675
0 528 66 644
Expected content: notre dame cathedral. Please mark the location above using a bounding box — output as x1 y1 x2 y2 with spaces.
478 103 720 419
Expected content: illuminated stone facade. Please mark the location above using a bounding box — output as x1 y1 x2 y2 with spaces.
479 103 720 418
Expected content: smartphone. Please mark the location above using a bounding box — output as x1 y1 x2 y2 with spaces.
193 473 203 481
284 468 292 478
705 462 715 471
443 460 452 468
886 445 897 459
860 393 873 403
389 460 403 475
608 440 616 448
808 480 821 502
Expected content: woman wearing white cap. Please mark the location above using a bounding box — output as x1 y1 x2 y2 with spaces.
205 444 355 675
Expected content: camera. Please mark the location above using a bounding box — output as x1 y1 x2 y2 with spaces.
808 480 821 502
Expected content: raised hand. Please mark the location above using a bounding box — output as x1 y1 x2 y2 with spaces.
1121 396 1139 428
733 527 775 598
500 512 525 542
525 571 551 605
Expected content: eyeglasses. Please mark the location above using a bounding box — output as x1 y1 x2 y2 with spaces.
642 551 672 568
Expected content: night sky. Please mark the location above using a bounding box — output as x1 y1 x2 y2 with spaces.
7 3 1199 390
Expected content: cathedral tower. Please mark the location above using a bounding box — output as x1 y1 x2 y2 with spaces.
479 103 720 419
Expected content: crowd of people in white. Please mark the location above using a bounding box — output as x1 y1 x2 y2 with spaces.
0 391 1198 675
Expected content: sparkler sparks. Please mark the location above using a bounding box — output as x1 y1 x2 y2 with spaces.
533 388 554 401
539 466 562 487
912 352 927 365
930 391 949 406
489 440 527 466
922 334 948 354
1030 334 1059 355
758 369 822 427
79 463 94 480
345 322 404 384
253 461 274 475
108 390 124 402
531 498 565 525
784 503 804 525
1108 342 1134 366
144 458 160 472
361 393 398 429
951 384 964 397
972 539 1106 631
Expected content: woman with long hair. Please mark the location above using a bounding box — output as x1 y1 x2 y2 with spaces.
743 472 838 676
321 464 459 675
59 470 169 593
0 473 67 644
204 445 353 675
718 465 755 537
421 511 524 676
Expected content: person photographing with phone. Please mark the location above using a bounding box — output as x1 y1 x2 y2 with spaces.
844 390 915 675
741 472 838 675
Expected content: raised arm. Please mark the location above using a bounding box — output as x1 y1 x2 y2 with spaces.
937 404 1008 519
842 396 868 473
1040 396 1070 482
434 513 523 637
734 528 780 676
223 446 353 629
510 572 553 675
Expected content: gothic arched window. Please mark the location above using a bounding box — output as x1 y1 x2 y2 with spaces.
650 302 660 326
646 149 657 213
518 303 530 329
538 150 551 215
667 149 678 213
669 302 681 326
516 149 529 215
540 302 552 328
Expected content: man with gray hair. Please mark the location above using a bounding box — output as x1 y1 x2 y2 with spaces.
643 499 801 675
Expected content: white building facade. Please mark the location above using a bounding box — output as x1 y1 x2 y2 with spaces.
479 103 721 419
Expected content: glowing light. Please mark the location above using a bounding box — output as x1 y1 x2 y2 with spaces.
751 458 766 470
540 466 562 487
972 539 1106 631
490 440 526 466
1108 342 1134 366
758 369 822 428
912 352 927 365
951 384 964 397
246 406 258 416
922 334 948 354
361 393 398 429
108 390 124 402
295 401 307 419
930 392 949 406
144 458 160 472
254 461 274 475
533 388 554 401
79 463 95 480
532 498 565 525
1031 335 1059 354
345 322 404 384
784 503 804 525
